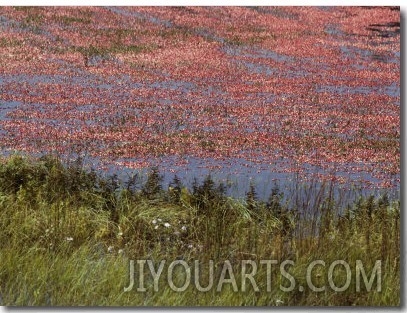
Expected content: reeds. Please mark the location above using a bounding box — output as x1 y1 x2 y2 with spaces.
0 155 400 305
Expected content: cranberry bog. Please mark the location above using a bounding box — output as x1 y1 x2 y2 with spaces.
0 6 401 306
0 6 400 199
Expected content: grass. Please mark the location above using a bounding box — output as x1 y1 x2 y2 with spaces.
0 154 400 306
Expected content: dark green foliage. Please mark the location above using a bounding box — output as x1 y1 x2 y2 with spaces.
142 167 163 200
0 155 98 202
191 174 227 214
0 154 44 194
267 184 284 216
124 171 142 192
168 174 183 204
246 183 257 211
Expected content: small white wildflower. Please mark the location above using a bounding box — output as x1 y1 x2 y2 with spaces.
107 246 114 253
154 225 159 230
157 218 162 222
187 244 193 249
164 222 171 228
181 226 187 232
118 249 124 254
66 237 73 242
152 219 157 224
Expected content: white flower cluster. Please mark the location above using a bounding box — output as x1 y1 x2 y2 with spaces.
152 218 172 229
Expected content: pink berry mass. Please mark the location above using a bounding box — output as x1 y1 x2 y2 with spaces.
0 6 400 193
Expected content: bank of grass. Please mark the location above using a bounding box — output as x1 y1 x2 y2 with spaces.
0 154 400 306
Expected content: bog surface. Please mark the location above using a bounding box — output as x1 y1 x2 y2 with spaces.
0 6 400 306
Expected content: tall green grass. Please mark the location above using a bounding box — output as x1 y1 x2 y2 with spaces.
0 155 400 306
